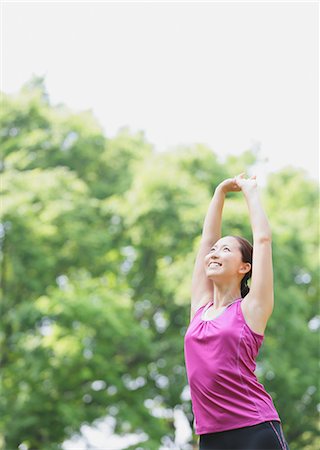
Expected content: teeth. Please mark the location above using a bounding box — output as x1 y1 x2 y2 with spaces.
209 262 221 268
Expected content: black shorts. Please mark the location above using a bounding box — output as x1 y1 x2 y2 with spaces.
199 420 290 450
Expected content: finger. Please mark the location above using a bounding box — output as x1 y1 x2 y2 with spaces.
234 174 244 183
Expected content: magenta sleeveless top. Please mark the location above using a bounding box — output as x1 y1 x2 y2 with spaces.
184 298 281 435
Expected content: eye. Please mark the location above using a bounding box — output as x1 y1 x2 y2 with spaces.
223 247 231 252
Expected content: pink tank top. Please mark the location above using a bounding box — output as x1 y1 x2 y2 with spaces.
184 298 281 435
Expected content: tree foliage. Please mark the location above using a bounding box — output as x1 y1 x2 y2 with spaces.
0 77 319 450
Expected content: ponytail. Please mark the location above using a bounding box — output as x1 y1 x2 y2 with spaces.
234 236 253 298
240 273 250 298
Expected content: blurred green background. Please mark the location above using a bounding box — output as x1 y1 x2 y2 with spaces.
0 78 319 450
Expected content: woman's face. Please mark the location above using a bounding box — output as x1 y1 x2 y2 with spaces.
204 236 250 280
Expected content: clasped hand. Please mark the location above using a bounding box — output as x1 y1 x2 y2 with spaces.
219 173 257 194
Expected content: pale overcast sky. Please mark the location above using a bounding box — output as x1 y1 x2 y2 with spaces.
2 1 319 182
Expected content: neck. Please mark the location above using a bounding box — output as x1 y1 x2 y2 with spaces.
212 283 241 309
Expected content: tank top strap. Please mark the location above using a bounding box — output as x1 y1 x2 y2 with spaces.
203 300 213 313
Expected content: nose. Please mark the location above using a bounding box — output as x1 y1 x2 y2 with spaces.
207 250 218 260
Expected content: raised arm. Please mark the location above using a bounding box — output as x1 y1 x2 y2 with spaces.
235 174 274 326
190 178 241 321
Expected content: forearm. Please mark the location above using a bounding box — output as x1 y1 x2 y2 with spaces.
201 185 226 243
243 189 272 241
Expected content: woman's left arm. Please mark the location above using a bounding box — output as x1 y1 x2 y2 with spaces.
235 174 274 320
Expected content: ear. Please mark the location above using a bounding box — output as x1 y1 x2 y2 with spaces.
239 262 251 275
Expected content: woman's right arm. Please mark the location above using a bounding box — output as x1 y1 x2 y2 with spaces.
190 178 240 321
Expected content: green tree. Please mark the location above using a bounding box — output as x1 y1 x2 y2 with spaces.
1 76 152 199
0 78 318 450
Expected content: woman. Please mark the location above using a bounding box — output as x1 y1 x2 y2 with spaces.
184 174 289 450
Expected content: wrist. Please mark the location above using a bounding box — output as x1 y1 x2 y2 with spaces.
242 185 259 197
216 183 228 195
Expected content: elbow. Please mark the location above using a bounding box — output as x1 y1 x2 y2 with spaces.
254 233 272 244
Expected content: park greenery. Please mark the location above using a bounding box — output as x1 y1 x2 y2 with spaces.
0 76 319 450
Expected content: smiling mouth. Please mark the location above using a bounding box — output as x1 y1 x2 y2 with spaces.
208 262 222 268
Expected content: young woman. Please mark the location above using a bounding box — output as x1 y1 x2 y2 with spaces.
184 174 290 450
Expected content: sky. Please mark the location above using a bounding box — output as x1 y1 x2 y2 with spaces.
1 1 319 449
2 1 319 184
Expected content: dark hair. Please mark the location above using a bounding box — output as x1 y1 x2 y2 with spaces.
233 236 253 298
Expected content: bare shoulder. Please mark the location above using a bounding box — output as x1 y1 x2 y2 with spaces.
241 296 273 336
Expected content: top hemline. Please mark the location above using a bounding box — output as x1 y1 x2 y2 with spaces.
195 417 282 435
